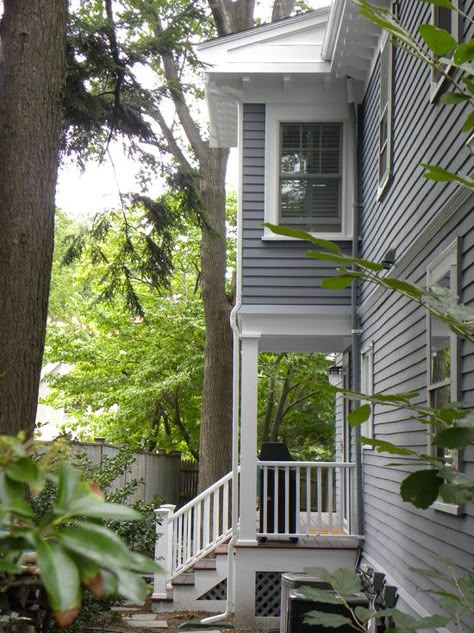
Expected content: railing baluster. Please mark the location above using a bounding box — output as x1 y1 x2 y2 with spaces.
295 465 300 533
196 500 202 553
223 478 229 534
203 495 210 549
285 465 289 534
328 467 334 534
274 467 279 535
317 466 322 534
263 465 268 535
183 511 188 565
338 466 344 534
306 466 311 534
213 489 220 544
187 507 192 561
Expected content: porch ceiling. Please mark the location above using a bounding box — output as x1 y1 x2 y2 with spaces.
238 305 352 353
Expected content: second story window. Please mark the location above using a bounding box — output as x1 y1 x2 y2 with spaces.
279 122 343 233
378 36 393 199
431 1 462 99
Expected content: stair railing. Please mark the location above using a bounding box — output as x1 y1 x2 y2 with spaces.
153 467 239 599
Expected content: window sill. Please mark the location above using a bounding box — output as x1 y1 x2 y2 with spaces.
261 232 353 242
430 65 453 103
431 500 465 516
377 171 391 201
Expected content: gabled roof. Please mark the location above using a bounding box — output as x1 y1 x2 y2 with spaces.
197 8 331 76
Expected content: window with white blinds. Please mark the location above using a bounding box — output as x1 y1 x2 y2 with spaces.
279 122 342 232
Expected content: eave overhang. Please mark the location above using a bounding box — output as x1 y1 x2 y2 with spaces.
196 8 331 148
322 0 385 83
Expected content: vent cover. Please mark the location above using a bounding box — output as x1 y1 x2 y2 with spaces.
280 573 332 633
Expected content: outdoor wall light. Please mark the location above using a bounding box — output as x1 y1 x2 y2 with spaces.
382 247 397 270
328 365 343 386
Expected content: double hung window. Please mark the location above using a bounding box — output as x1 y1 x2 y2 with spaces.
431 1 462 98
426 240 462 514
360 344 374 446
378 36 393 198
279 122 343 233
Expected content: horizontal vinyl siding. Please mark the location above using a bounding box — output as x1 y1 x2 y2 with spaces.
357 1 474 613
241 103 352 305
359 200 474 615
359 1 474 295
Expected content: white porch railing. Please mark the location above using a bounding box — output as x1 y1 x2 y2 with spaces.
153 461 354 598
153 467 238 598
258 461 355 538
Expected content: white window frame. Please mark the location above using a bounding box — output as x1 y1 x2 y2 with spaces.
360 343 374 448
430 1 462 102
263 104 353 241
377 34 393 200
426 239 463 515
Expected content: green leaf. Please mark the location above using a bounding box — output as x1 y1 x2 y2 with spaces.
264 224 341 253
421 164 474 188
55 462 81 510
419 24 457 56
400 470 443 509
0 472 34 517
321 275 357 290
348 404 371 427
409 566 449 580
330 569 361 596
439 92 471 104
35 539 81 615
56 522 135 570
434 426 474 449
459 573 474 591
128 550 161 574
359 438 416 456
6 457 45 491
418 0 456 9
300 587 343 605
462 111 474 132
114 567 149 604
69 499 141 522
454 40 474 65
354 607 376 623
439 482 467 505
101 569 119 596
381 278 425 298
304 611 352 628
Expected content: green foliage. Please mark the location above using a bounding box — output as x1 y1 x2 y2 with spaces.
301 567 454 633
0 435 159 627
44 195 211 456
258 353 335 460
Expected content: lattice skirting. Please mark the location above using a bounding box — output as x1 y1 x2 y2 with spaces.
255 572 282 616
198 579 227 600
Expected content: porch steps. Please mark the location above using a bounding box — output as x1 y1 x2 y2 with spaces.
152 546 229 613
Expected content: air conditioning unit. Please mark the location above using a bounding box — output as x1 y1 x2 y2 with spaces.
288 590 369 633
280 573 332 633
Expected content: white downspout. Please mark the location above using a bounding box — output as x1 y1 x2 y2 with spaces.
201 99 244 625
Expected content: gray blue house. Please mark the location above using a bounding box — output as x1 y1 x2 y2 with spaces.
153 2 474 627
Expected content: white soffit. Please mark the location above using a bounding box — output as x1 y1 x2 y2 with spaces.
324 0 384 82
197 9 331 148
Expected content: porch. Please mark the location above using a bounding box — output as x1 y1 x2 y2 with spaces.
153 460 359 625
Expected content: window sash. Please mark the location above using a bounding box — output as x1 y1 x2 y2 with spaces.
378 37 393 193
279 122 342 228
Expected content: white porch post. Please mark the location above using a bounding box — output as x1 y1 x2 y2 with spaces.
153 503 176 599
239 334 260 544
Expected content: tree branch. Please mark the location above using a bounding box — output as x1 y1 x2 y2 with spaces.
145 106 192 171
153 14 207 163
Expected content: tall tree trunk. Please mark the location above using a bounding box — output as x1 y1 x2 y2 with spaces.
0 0 67 436
198 147 232 492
